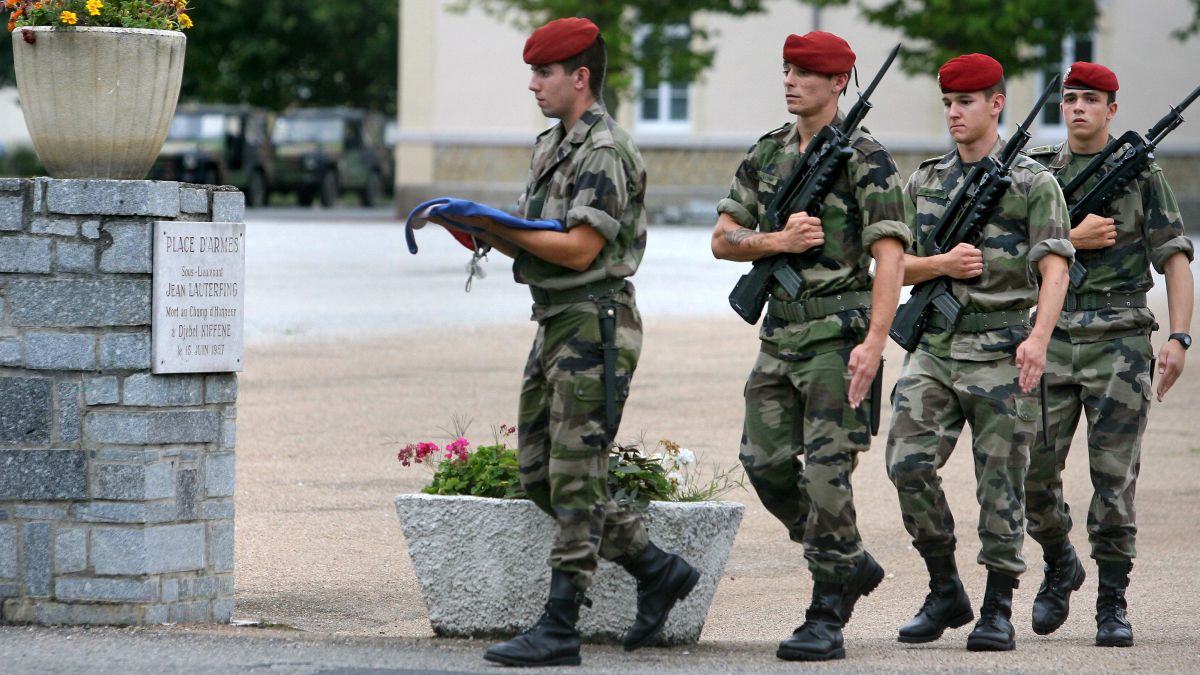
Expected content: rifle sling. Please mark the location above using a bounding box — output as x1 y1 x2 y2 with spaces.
926 309 1030 333
766 291 872 323
1063 291 1146 312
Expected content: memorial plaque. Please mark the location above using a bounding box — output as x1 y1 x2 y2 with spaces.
152 221 245 374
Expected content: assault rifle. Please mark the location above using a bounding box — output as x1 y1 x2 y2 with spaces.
727 43 901 324
888 75 1061 352
1061 81 1200 287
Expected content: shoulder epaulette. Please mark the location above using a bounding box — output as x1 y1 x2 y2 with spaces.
918 155 942 168
757 122 792 142
1014 154 1049 174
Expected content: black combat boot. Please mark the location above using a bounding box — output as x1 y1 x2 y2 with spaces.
1031 540 1086 635
776 581 846 661
1095 560 1134 647
966 571 1019 651
483 569 588 667
615 541 701 651
839 550 886 624
898 555 974 643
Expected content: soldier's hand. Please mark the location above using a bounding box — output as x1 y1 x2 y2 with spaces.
940 243 984 279
1071 214 1117 250
1015 335 1048 394
847 337 884 408
778 212 825 254
1156 339 1186 402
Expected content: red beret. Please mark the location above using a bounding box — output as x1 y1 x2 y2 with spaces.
1064 61 1119 92
783 31 855 74
938 53 1004 92
523 17 599 65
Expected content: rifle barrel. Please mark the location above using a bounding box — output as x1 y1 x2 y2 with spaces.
840 43 901 134
1001 74 1061 168
1177 81 1200 114
862 43 901 100
1148 81 1200 142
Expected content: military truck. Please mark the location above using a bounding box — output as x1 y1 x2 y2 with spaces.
150 104 274 207
270 108 393 207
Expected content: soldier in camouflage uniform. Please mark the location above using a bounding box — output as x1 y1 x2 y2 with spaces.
710 31 910 662
1023 62 1194 648
884 53 1074 652
446 18 699 669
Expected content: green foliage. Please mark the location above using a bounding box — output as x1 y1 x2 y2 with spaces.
400 428 745 509
179 0 397 113
6 0 191 31
0 145 44 177
804 0 1100 79
607 444 674 510
1176 0 1200 41
449 0 768 110
423 442 527 499
0 1 398 111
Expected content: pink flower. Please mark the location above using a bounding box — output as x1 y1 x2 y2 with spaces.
445 437 470 462
415 442 440 463
399 441 442 466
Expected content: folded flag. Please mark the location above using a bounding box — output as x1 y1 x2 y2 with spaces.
403 197 564 254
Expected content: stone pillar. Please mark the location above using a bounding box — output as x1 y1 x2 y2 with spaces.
0 178 241 625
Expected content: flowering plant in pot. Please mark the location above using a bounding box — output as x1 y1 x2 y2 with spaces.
397 423 745 507
393 422 747 645
3 0 192 179
5 0 193 31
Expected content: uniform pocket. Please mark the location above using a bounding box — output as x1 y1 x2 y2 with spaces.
569 373 629 404
1138 369 1152 401
1015 395 1040 423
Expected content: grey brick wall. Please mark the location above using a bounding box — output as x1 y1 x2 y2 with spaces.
0 179 239 626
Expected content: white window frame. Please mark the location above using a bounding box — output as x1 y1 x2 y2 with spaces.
1038 34 1097 139
633 24 693 135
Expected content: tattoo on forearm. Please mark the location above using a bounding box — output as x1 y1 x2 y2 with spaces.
724 228 756 247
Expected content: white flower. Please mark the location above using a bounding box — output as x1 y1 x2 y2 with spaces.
677 448 695 465
667 470 685 485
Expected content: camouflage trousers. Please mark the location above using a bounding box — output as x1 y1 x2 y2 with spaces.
885 349 1040 576
517 302 649 590
739 346 871 582
1025 334 1151 562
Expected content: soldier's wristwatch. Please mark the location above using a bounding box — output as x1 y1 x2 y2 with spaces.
1169 332 1192 350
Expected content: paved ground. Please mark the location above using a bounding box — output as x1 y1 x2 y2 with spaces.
5 209 1199 673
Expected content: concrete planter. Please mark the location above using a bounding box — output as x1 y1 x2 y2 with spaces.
12 26 186 179
394 493 744 645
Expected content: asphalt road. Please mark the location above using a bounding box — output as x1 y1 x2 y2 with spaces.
6 206 1199 674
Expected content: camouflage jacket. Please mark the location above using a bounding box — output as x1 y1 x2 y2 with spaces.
514 102 647 318
906 138 1074 360
1028 140 1193 343
716 117 911 359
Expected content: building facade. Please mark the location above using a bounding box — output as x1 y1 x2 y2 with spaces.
395 0 1200 223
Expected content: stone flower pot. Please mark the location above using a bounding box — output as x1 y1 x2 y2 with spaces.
11 26 186 179
394 493 744 645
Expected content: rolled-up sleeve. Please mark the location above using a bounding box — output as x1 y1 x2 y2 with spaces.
715 196 756 228
715 148 762 230
854 148 913 251
1144 163 1195 272
1026 171 1075 273
565 147 628 242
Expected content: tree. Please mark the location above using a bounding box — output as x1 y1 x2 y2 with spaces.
0 1 399 113
804 0 1101 79
450 0 768 111
179 0 398 113
1176 0 1200 40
